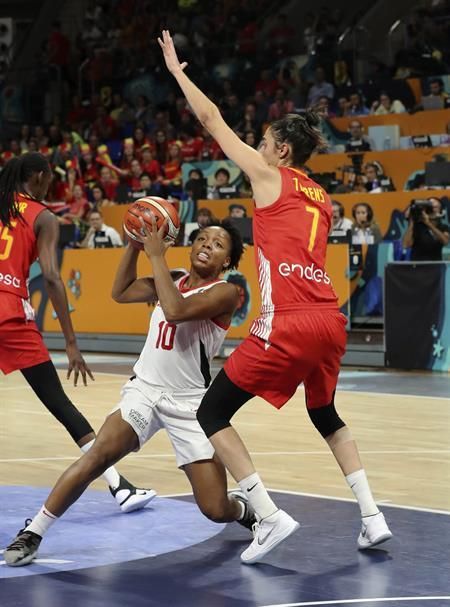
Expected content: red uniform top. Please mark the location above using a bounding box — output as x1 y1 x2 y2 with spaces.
0 194 46 299
251 167 338 340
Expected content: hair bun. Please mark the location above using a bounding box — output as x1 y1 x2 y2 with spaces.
305 110 321 127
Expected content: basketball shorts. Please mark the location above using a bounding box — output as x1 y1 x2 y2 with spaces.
224 310 347 410
0 292 50 375
112 376 214 467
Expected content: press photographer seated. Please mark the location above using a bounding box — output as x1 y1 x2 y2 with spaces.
403 198 449 261
80 210 123 249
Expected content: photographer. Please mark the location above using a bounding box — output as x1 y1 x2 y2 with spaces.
80 210 123 249
403 198 449 261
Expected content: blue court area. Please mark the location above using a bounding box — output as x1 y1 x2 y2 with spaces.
1 488 449 607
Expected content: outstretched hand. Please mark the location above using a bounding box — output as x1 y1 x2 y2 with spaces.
158 30 188 75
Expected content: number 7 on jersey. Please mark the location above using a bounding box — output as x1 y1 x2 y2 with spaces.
305 206 319 252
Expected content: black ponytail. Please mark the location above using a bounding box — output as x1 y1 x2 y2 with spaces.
271 111 327 166
0 153 50 227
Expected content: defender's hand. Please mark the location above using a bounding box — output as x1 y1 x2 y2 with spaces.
158 30 188 75
66 344 95 386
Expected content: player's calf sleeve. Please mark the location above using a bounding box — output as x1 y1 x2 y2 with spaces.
21 361 94 442
307 400 346 439
197 369 253 438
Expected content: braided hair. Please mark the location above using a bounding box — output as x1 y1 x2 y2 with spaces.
0 153 50 227
270 110 326 166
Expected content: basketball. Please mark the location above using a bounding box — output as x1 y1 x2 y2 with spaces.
123 197 180 249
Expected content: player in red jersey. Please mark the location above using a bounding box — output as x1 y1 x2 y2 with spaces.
0 153 155 517
159 31 392 564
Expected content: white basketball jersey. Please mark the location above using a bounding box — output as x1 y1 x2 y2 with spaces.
133 275 228 392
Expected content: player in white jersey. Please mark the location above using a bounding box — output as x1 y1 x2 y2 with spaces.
4 218 253 567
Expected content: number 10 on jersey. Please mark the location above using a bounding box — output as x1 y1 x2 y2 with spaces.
156 321 177 350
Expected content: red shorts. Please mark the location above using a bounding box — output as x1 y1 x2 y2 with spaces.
0 292 50 375
225 310 347 409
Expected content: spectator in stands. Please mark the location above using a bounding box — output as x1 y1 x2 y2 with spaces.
140 144 161 180
307 67 335 107
128 159 144 190
255 69 278 99
185 168 207 202
268 14 295 57
363 163 395 193
267 87 295 121
153 129 169 164
163 142 183 188
336 96 350 117
19 125 31 151
188 207 215 243
91 183 113 209
243 130 257 148
347 92 370 116
179 125 203 162
207 167 238 199
99 166 118 202
80 210 123 249
426 78 450 109
345 120 372 152
253 90 270 125
330 200 353 237
235 102 262 140
403 197 449 261
351 203 382 244
128 173 167 202
60 184 91 224
228 203 247 219
370 92 406 115
134 95 153 126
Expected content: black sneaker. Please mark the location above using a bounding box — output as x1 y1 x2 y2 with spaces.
109 474 157 513
229 490 257 531
4 520 42 567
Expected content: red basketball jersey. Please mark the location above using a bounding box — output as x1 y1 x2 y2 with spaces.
251 166 338 341
0 194 46 299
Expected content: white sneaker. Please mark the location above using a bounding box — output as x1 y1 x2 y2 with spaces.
110 475 157 514
358 512 392 549
240 509 300 565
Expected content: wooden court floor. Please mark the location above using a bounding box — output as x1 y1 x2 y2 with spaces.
1 366 449 512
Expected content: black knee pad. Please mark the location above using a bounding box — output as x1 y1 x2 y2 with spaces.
197 369 253 438
307 402 345 438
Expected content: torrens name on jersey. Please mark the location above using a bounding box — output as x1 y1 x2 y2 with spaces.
0 272 21 289
278 261 331 285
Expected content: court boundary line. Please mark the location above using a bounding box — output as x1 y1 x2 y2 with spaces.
159 490 450 516
258 597 450 607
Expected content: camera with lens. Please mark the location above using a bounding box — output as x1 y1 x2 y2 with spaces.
410 199 434 222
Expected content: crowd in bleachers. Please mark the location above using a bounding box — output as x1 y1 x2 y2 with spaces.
1 0 450 250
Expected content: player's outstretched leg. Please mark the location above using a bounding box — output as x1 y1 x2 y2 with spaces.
183 455 256 530
21 361 155 513
4 411 146 566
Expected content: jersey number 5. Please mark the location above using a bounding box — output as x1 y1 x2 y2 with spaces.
156 321 177 350
0 222 17 261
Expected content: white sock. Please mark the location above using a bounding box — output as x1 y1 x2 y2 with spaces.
80 439 121 490
346 469 379 517
238 473 278 520
25 506 58 537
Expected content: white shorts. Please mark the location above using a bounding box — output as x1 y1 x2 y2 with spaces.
112 376 214 468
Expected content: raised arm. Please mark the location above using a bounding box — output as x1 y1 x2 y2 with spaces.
112 244 186 304
35 210 94 386
158 30 280 204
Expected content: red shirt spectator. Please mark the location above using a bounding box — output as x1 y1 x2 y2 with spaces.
180 135 204 162
48 21 70 67
255 69 278 99
267 88 295 121
141 146 162 180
